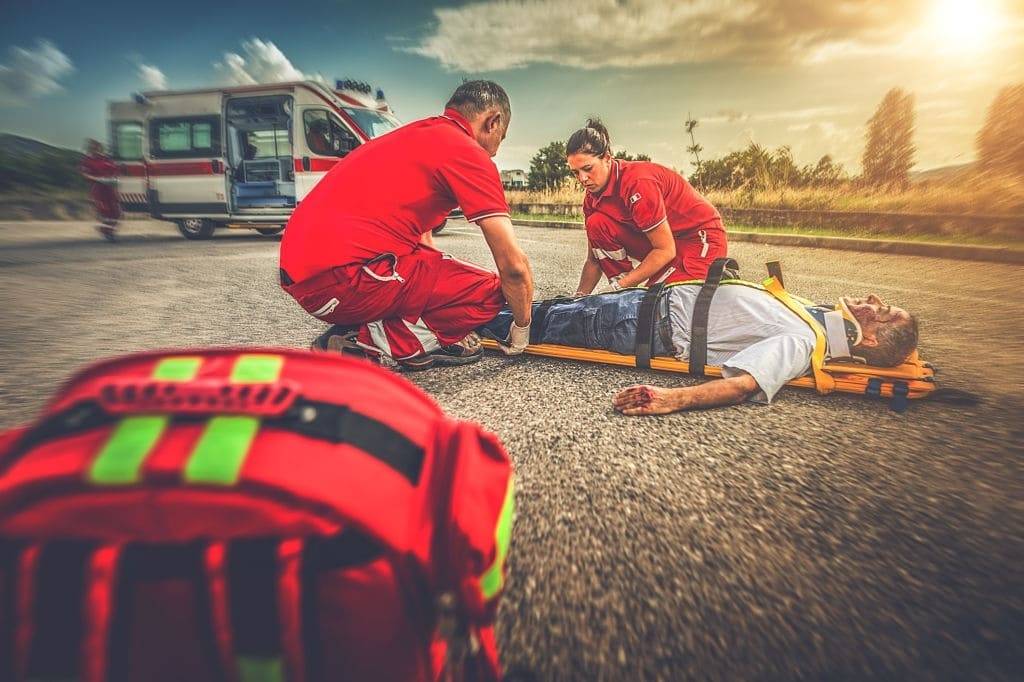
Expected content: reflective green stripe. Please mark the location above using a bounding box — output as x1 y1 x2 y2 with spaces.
88 356 201 484
237 656 284 682
479 477 515 600
89 416 169 484
183 355 278 485
230 354 284 383
184 416 260 485
152 356 203 381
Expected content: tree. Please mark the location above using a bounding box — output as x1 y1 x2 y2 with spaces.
976 83 1024 177
527 140 570 190
862 88 916 189
804 155 845 186
684 114 703 189
615 150 651 162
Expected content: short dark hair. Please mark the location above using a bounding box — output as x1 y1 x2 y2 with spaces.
567 117 611 157
445 80 511 122
858 314 919 367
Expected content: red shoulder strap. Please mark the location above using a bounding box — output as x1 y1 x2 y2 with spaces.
204 542 241 682
81 544 123 682
277 538 306 682
13 544 41 682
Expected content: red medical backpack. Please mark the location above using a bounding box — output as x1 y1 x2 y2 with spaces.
0 348 514 682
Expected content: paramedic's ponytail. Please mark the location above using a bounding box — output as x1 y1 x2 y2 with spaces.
567 118 611 157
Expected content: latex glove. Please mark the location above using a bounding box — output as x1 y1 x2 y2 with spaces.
597 274 626 294
499 320 530 355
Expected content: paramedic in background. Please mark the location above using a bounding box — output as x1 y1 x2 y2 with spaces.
80 139 121 242
566 119 728 295
307 118 332 156
280 80 533 370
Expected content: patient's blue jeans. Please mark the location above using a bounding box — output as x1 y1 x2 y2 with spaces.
478 290 673 356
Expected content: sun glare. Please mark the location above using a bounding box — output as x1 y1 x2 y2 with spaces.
927 0 1001 52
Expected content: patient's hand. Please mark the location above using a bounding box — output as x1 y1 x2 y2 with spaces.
613 385 688 415
613 374 760 416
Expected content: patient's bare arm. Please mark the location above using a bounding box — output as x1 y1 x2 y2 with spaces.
612 373 760 415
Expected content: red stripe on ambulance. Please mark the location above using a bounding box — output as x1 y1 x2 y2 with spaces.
149 161 222 176
294 158 339 173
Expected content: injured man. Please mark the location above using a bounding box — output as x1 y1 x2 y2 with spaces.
479 283 918 416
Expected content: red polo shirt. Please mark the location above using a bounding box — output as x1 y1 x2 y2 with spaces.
583 159 720 237
281 108 509 281
81 154 118 178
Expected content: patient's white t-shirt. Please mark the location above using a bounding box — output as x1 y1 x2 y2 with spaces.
667 283 816 402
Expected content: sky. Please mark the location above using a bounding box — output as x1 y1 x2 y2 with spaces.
1 0 1023 174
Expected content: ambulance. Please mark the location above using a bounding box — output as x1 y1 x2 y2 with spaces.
107 79 402 239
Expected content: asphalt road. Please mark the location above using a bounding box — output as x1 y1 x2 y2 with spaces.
1 219 1021 680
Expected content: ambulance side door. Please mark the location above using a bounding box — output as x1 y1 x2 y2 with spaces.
109 119 148 212
147 114 228 218
294 108 360 201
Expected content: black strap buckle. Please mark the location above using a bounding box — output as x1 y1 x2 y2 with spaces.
689 257 739 377
634 284 665 369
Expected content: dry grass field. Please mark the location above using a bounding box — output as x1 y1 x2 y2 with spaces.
507 170 1024 216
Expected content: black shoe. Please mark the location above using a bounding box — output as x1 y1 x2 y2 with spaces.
430 343 484 366
310 325 362 356
398 344 482 371
97 225 117 242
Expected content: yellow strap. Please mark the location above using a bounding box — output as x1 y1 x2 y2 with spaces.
761 276 835 394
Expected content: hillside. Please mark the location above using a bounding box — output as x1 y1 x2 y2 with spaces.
0 133 86 193
0 133 79 158
910 162 975 183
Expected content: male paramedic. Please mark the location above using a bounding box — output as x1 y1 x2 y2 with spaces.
480 288 918 415
279 81 533 370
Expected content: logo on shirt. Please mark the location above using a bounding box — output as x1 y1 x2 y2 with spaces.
629 192 642 205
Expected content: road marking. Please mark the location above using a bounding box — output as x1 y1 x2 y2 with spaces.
442 227 544 244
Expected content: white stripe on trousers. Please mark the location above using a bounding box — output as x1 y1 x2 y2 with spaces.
403 318 441 356
592 247 628 261
365 321 393 359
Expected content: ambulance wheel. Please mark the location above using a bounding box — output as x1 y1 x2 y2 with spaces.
177 218 214 240
256 227 284 236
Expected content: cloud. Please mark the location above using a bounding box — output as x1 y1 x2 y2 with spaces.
0 39 74 103
705 109 749 124
703 105 848 125
404 0 928 72
214 38 326 86
138 63 167 90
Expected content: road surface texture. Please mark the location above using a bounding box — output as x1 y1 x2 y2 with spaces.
1 219 1021 680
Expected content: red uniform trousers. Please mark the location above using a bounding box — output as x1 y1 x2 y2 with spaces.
283 245 505 361
90 182 121 224
585 213 728 284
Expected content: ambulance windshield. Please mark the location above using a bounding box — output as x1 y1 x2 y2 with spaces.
342 107 400 139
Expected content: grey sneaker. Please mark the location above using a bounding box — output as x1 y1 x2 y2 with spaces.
398 344 483 371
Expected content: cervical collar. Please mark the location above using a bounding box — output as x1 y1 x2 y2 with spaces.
806 304 862 360
835 298 864 346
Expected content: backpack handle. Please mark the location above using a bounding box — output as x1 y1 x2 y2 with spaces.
97 378 300 417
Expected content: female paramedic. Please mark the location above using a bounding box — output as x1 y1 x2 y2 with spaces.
566 119 728 296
